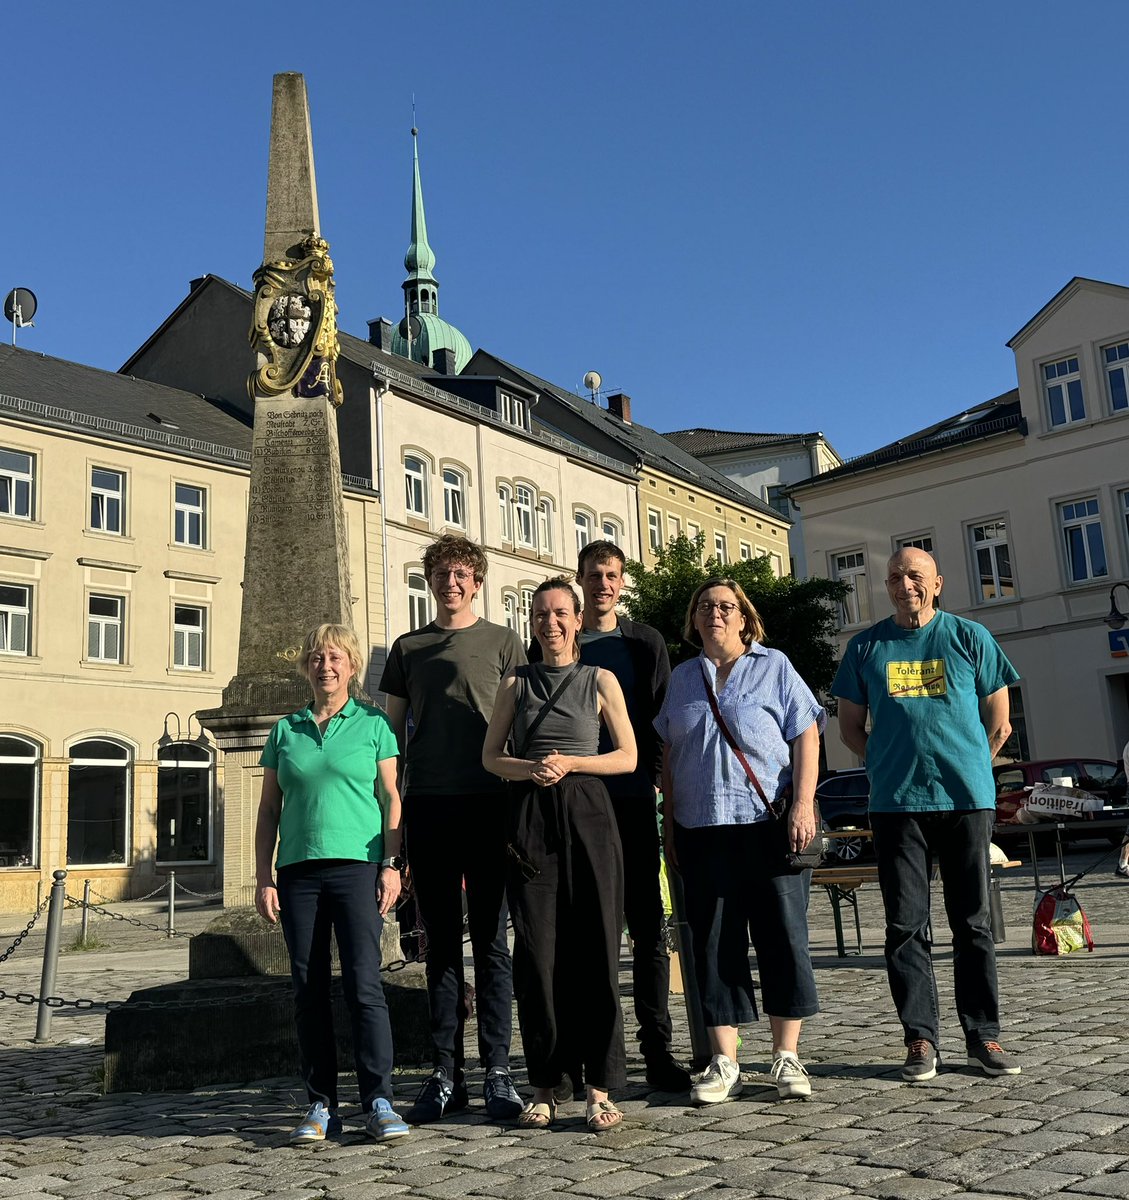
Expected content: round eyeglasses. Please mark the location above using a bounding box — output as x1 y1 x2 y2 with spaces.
695 600 739 617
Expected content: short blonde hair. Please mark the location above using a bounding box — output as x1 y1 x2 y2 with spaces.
302 624 365 681
682 578 765 648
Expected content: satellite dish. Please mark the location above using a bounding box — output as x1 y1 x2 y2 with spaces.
4 288 37 326
583 370 602 400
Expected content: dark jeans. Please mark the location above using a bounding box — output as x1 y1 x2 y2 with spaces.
612 791 674 1057
871 809 1001 1051
675 821 819 1027
405 793 513 1077
277 859 393 1113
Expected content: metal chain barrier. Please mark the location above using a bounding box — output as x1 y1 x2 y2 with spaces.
92 881 168 904
0 898 50 965
64 895 194 939
0 985 273 1012
172 880 223 899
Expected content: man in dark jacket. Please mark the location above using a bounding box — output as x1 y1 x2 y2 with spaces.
530 540 688 1091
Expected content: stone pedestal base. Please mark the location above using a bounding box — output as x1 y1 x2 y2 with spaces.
103 965 429 1093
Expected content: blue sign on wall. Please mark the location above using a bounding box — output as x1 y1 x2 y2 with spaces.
1110 629 1129 658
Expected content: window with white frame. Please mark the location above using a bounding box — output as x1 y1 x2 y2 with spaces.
0 449 33 520
647 509 661 552
0 735 39 867
832 550 871 626
0 584 31 656
714 533 728 563
407 572 433 630
687 521 702 559
1104 341 1129 413
575 511 592 555
519 587 534 645
896 533 935 556
968 520 1014 602
67 739 130 865
503 592 518 632
739 541 751 561
90 468 125 534
1059 496 1108 583
602 516 622 543
442 469 465 528
667 515 681 541
500 391 528 430
498 484 513 542
769 552 784 578
1121 489 1129 546
173 483 206 548
538 498 555 556
1043 356 1085 428
173 605 206 670
404 456 428 518
514 485 535 547
87 594 124 663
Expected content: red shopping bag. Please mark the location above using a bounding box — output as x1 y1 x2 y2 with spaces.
1032 885 1094 955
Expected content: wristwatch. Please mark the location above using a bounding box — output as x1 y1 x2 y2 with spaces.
381 855 405 871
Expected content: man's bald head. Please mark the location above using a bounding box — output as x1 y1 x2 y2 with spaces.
885 547 942 628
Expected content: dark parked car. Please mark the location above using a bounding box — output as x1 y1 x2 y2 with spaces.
815 769 871 862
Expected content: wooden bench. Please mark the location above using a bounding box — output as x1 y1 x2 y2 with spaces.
810 831 1021 957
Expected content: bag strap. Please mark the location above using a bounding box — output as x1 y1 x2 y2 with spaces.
698 659 776 814
517 662 583 759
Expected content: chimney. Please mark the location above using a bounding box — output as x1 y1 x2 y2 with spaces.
607 392 632 424
432 347 458 375
367 317 395 351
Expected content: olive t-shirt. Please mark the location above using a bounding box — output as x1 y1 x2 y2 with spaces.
380 618 526 795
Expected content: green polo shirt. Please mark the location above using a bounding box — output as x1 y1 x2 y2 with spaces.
260 698 399 868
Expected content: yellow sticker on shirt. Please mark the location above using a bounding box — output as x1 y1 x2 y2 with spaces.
886 659 947 698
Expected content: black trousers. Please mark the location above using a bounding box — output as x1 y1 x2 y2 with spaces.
508 775 627 1091
404 793 513 1077
277 859 394 1113
611 791 674 1057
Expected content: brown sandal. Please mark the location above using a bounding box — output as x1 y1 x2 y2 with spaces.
518 1100 555 1129
585 1100 623 1134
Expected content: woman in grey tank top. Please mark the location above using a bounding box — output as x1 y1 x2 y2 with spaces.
483 577 637 1134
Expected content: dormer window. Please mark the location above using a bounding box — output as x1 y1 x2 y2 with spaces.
500 391 528 430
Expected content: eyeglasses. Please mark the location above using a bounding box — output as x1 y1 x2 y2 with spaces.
431 567 475 582
695 600 739 617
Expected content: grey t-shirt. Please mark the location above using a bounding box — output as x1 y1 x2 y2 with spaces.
380 618 526 795
512 663 600 761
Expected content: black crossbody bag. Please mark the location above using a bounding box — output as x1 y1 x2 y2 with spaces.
699 661 824 870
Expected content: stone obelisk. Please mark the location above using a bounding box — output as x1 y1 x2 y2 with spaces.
199 72 354 906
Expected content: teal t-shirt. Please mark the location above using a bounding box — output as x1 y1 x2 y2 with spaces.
260 698 399 868
831 611 1019 812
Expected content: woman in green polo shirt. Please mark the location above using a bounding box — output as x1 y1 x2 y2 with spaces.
255 623 409 1145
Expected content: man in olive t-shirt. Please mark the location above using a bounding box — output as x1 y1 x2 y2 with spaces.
380 535 526 1125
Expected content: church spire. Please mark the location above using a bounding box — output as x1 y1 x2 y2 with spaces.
403 126 438 315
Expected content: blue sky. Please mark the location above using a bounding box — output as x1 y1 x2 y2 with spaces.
6 2 1129 460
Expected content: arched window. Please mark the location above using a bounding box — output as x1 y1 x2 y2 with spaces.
0 735 39 867
514 486 534 547
537 498 555 556
519 587 534 645
408 572 433 631
157 742 213 864
574 511 593 555
443 469 465 528
602 517 622 543
67 739 131 866
502 591 518 632
498 484 513 543
404 455 429 518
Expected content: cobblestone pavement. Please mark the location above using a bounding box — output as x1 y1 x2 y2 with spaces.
1 842 1127 1199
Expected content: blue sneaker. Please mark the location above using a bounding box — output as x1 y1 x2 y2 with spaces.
289 1101 342 1144
366 1097 410 1142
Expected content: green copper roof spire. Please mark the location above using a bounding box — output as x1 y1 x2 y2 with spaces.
404 126 438 300
392 124 472 372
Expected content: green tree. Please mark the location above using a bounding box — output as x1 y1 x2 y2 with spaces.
623 533 849 698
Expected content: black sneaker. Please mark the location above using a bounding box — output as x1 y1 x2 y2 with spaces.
901 1039 939 1082
483 1067 523 1120
967 1040 1021 1076
404 1068 469 1125
645 1050 692 1092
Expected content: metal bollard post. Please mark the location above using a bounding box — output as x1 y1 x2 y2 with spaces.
665 863 711 1071
167 871 175 938
80 880 91 945
34 869 67 1044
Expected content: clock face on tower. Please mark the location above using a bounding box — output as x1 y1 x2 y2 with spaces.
398 315 422 341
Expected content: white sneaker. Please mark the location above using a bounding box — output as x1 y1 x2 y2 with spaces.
690 1054 742 1105
770 1051 811 1100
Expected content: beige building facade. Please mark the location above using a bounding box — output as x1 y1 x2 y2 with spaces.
793 278 1129 772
